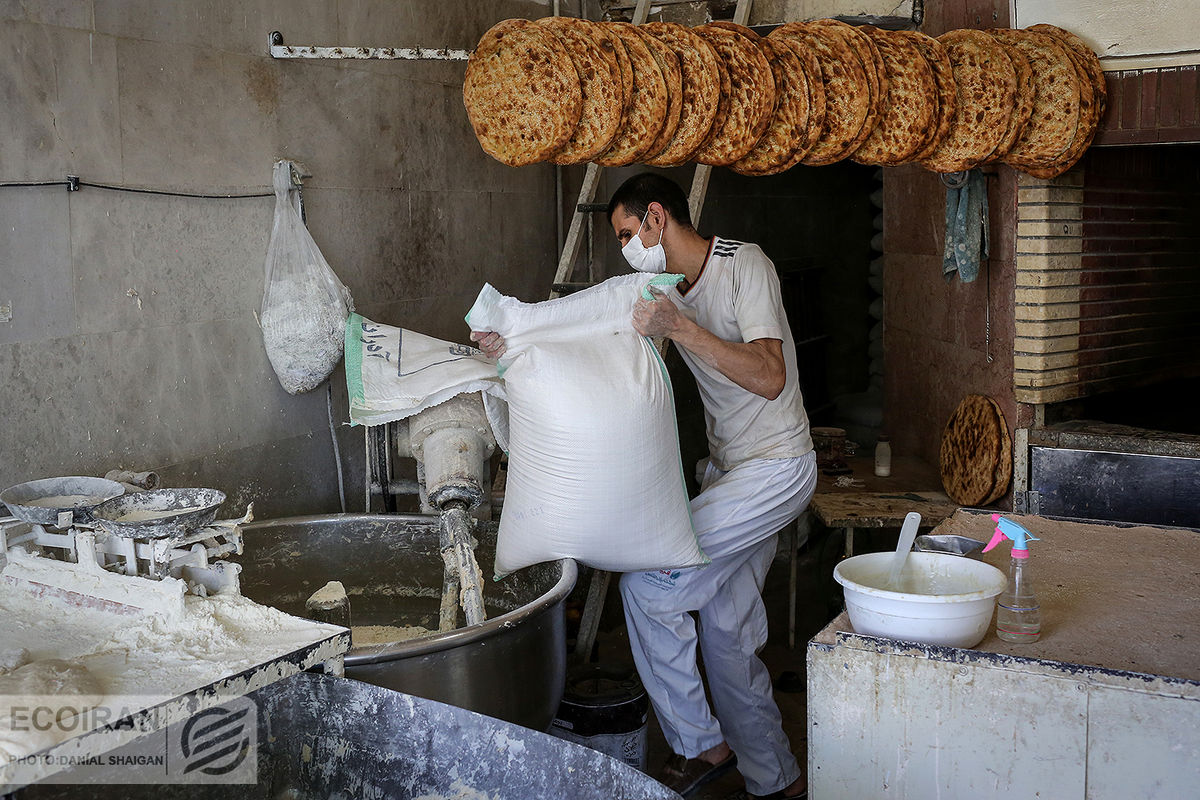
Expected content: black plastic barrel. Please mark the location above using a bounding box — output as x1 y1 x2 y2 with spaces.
550 663 650 771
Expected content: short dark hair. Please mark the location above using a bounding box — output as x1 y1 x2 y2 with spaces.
607 172 694 229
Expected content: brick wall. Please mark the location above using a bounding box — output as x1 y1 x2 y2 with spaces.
1014 145 1200 403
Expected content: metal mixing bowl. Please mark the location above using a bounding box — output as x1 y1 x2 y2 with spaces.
236 513 577 731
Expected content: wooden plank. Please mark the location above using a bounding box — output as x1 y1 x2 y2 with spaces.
808 491 959 530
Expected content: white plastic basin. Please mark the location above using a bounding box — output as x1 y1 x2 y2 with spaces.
833 551 1007 648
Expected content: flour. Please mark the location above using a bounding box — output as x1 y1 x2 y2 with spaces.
411 780 500 800
0 659 105 762
111 507 203 522
23 495 105 509
351 625 433 646
307 580 348 610
261 273 349 395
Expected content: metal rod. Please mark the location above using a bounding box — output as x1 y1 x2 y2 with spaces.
438 502 487 627
268 32 471 60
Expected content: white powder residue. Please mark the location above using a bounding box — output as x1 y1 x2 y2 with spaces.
261 274 348 394
307 580 347 610
412 780 501 800
23 495 105 509
111 507 202 522
351 625 432 646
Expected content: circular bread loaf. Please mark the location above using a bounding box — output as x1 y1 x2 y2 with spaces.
692 22 777 167
992 28 1080 167
637 27 684 163
982 396 1013 505
641 22 722 167
463 19 583 167
605 22 635 114
536 17 624 165
812 18 887 147
940 394 1005 506
903 31 957 163
986 36 1036 162
595 22 668 167
852 27 937 166
730 35 814 175
1022 24 1106 178
771 22 872 166
920 29 1017 174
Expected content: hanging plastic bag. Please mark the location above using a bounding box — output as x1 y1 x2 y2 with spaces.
260 160 354 394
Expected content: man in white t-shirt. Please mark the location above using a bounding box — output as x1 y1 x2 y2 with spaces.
608 172 815 800
473 173 815 799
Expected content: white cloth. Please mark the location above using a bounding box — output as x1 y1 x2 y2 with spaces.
620 452 817 796
668 237 814 470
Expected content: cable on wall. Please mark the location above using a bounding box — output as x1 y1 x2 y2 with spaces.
0 176 273 199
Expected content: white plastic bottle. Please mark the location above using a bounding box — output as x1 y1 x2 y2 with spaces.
874 434 892 477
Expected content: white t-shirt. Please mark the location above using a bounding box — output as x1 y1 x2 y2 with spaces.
668 236 814 470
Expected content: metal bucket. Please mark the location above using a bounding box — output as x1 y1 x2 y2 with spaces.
236 513 577 731
551 662 650 772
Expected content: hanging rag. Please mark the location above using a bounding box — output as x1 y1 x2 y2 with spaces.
941 169 989 283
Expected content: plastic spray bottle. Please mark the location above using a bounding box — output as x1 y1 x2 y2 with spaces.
983 515 1042 643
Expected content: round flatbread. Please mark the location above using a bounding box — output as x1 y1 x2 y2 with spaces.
991 28 1080 166
940 394 1004 506
595 22 668 167
637 26 684 163
730 36 813 175
771 22 871 166
463 19 583 167
811 19 887 147
536 17 624 165
852 27 937 166
982 396 1013 505
604 22 635 113
691 22 776 166
920 29 1017 174
986 36 1036 162
902 31 957 163
1023 24 1106 178
642 22 722 167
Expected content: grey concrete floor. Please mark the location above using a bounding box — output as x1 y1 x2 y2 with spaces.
584 524 845 799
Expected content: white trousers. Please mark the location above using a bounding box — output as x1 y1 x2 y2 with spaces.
620 452 817 797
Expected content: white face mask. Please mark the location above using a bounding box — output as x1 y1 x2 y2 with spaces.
621 210 667 274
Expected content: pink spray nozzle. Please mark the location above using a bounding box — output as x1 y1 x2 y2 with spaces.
983 515 1039 556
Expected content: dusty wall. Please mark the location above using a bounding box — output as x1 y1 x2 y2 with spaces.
882 0 1025 473
0 1 555 518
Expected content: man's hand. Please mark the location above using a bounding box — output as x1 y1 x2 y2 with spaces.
470 330 506 359
632 289 684 338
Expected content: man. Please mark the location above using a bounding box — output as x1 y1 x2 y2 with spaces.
472 173 814 800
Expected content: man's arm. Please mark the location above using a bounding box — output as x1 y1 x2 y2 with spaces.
632 292 785 400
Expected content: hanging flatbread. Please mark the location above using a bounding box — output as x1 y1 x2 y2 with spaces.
536 17 624 165
605 22 635 113
991 28 1080 167
595 22 668 167
920 29 1017 174
637 27 684 163
641 22 722 167
811 18 887 147
852 27 937 166
691 22 776 167
986 36 1036 162
902 31 957 163
463 19 583 167
940 394 1005 506
770 22 871 166
1023 24 1106 178
729 36 814 175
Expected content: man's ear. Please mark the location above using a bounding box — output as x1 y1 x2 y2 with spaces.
649 201 665 230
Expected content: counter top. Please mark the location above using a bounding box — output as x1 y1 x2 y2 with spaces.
818 509 1200 684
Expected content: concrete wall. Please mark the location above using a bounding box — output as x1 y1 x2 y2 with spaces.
882 0 1025 474
0 1 554 518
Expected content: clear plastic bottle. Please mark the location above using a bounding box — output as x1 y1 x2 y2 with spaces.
873 435 892 477
996 554 1042 642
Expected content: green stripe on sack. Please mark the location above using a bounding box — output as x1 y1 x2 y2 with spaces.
344 312 366 420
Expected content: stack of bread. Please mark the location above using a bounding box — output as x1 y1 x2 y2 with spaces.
461 18 1104 178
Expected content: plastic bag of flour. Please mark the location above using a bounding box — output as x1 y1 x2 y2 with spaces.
260 160 354 394
344 313 509 448
466 274 706 577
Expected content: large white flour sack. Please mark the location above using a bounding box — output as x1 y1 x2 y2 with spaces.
467 274 706 577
